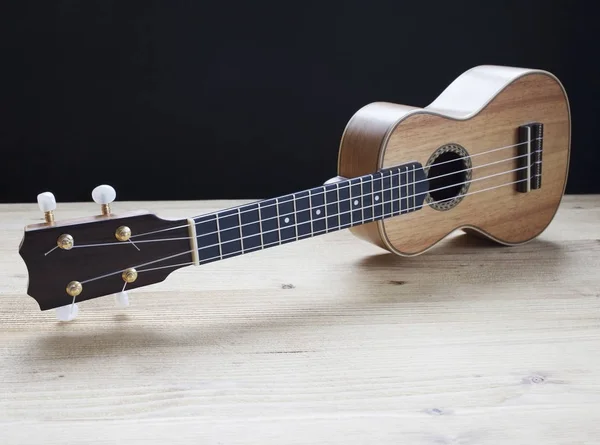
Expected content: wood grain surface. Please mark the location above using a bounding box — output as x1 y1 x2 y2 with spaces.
1 197 599 444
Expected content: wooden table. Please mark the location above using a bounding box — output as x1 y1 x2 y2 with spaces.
1 196 599 444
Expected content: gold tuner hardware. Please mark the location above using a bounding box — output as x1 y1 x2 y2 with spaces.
115 226 132 242
66 281 83 297
122 268 138 283
57 234 74 250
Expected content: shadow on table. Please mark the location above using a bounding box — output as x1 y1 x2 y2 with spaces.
26 233 568 362
353 233 566 297
356 231 566 268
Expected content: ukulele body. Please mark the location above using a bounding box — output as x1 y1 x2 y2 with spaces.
338 65 571 256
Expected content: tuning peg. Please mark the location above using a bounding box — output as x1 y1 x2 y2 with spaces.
55 303 79 322
114 291 129 308
37 192 57 224
92 184 116 216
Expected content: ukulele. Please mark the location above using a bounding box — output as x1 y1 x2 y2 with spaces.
19 65 571 321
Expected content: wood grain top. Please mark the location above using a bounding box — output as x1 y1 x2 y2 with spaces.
1 197 600 444
338 68 570 256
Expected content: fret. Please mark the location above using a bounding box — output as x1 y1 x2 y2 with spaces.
309 189 314 235
294 190 312 240
323 186 328 233
399 167 407 214
217 209 242 257
277 195 297 244
406 166 411 212
405 166 410 213
348 180 353 226
373 172 383 220
350 178 362 225
383 169 392 217
292 194 299 241
360 177 365 223
239 203 262 253
214 215 223 259
258 201 264 249
371 174 376 221
325 183 340 232
392 168 400 216
310 186 326 235
362 175 373 222
411 165 416 212
275 197 282 245
195 214 221 264
338 181 351 228
380 172 385 219
259 198 279 247
237 208 244 254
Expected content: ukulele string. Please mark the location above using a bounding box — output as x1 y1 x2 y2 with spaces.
129 138 541 240
134 175 538 275
80 173 536 285
188 138 543 220
135 164 529 260
71 154 537 249
80 249 196 284
44 246 59 256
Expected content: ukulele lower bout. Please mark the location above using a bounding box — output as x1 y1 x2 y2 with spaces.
339 65 570 256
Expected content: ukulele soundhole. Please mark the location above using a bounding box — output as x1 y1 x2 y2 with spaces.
424 143 472 211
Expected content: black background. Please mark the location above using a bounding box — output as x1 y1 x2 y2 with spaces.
1 1 597 203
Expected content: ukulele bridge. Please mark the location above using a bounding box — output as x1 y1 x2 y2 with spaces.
516 122 544 193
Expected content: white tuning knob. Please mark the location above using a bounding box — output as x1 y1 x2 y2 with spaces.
92 184 116 205
37 192 56 212
55 303 79 322
114 291 129 308
37 192 57 223
92 184 116 215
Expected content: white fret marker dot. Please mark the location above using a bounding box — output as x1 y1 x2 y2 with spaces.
315 209 321 215
354 200 359 206
284 217 290 224
375 195 380 201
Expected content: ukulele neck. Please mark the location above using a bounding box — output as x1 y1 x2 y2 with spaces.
189 162 428 266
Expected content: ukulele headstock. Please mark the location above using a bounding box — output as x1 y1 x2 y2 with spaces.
19 186 191 317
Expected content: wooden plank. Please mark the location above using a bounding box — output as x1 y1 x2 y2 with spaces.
1 196 599 444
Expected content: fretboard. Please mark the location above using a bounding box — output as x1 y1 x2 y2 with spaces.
192 162 428 265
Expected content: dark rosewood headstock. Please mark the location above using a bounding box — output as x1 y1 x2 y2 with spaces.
19 196 190 311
